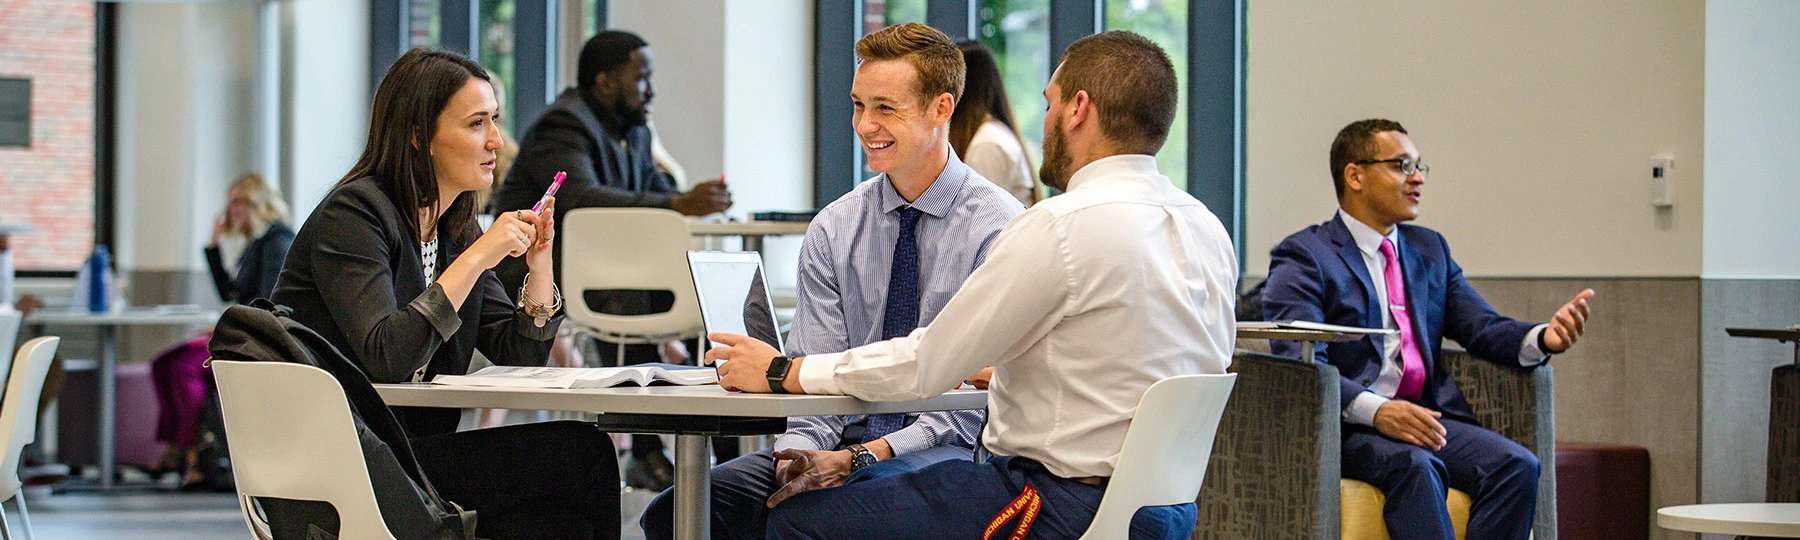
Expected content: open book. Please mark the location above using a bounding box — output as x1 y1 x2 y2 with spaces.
430 364 719 389
1237 320 1396 335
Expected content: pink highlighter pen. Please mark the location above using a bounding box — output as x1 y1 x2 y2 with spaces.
532 171 566 213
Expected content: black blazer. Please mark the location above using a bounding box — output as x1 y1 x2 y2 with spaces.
273 177 560 436
204 222 294 305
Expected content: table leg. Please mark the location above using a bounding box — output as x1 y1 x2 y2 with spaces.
1301 341 1315 364
672 434 712 540
743 235 765 254
98 325 117 491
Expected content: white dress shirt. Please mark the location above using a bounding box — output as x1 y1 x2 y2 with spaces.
797 155 1238 478
1337 209 1549 426
962 119 1036 206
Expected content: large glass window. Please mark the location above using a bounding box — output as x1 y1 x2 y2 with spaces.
480 0 517 134
866 0 927 35
1103 0 1187 189
409 0 440 48
977 0 1050 160
854 0 929 180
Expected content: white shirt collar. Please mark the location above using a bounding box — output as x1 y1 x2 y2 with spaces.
1064 154 1161 192
1339 208 1399 258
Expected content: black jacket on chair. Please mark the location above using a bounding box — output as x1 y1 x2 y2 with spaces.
272 177 561 436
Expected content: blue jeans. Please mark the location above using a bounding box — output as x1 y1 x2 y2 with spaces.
765 455 1197 539
639 445 971 540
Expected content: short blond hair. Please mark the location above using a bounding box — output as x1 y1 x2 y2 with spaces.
228 173 289 236
855 22 964 106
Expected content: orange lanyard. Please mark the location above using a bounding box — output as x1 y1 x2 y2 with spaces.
982 484 1043 540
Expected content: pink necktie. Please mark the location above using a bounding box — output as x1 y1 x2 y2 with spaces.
1381 239 1426 401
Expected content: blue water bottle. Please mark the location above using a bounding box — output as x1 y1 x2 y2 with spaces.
87 244 110 313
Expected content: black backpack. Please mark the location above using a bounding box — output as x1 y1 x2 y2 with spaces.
209 300 476 540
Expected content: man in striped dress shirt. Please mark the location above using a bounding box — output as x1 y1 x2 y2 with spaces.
638 22 1022 540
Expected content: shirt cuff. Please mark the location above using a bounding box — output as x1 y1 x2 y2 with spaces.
1519 324 1551 367
796 352 844 395
772 432 825 453
511 310 561 341
1344 390 1389 426
409 283 462 340
879 423 931 457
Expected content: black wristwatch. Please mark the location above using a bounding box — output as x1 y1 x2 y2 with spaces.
765 356 793 394
846 443 879 471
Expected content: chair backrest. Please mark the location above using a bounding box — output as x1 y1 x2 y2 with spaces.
559 208 702 339
1080 373 1237 540
212 360 395 539
0 336 58 498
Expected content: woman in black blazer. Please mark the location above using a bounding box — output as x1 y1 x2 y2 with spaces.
271 48 618 539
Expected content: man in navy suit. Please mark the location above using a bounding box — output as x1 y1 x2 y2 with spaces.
1263 119 1594 540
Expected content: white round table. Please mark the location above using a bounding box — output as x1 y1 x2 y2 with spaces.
1658 503 1800 537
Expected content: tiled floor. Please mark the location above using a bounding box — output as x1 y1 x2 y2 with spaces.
20 486 661 539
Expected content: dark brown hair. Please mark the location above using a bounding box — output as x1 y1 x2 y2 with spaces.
339 48 490 246
855 22 964 107
1329 118 1408 198
951 41 1038 202
1055 31 1178 154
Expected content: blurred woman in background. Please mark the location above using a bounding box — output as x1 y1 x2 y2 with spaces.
951 41 1039 206
149 172 294 488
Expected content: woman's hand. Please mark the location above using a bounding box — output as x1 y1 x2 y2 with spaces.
467 209 536 269
524 197 555 274
209 213 228 246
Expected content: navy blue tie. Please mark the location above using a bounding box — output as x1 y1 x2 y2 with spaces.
864 206 923 443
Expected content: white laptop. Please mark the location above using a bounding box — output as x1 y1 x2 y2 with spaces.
686 250 784 355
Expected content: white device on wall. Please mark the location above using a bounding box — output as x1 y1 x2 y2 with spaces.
1650 155 1675 208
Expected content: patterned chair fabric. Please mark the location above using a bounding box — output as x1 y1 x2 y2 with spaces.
1194 348 1556 540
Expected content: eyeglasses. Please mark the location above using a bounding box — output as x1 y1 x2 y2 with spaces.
1354 157 1429 178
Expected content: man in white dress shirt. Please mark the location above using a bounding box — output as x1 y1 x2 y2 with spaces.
705 31 1237 538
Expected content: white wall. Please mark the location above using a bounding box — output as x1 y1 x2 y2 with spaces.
114 2 259 272
281 0 370 224
1245 0 1706 278
608 0 728 185
723 0 814 285
1702 0 1800 278
608 0 815 286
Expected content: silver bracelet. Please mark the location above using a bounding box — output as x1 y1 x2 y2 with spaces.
517 274 563 328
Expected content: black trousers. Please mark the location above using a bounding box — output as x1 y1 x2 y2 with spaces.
412 421 621 540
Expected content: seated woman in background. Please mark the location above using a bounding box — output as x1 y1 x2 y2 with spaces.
271 48 619 539
951 41 1040 206
150 172 294 488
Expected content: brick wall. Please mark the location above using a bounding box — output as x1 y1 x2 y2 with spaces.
0 0 96 271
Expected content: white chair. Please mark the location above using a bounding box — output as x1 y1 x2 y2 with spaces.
1079 373 1238 540
559 208 703 366
0 336 60 540
212 360 396 540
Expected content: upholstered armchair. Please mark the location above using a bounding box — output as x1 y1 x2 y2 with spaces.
1194 347 1556 539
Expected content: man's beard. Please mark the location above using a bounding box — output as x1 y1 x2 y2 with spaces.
614 97 649 129
1039 116 1071 192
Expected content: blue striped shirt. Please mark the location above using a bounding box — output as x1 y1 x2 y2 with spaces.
774 153 1024 456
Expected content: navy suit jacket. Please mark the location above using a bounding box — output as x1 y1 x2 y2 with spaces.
1262 214 1538 425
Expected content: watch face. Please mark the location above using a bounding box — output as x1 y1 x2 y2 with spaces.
766 356 792 377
